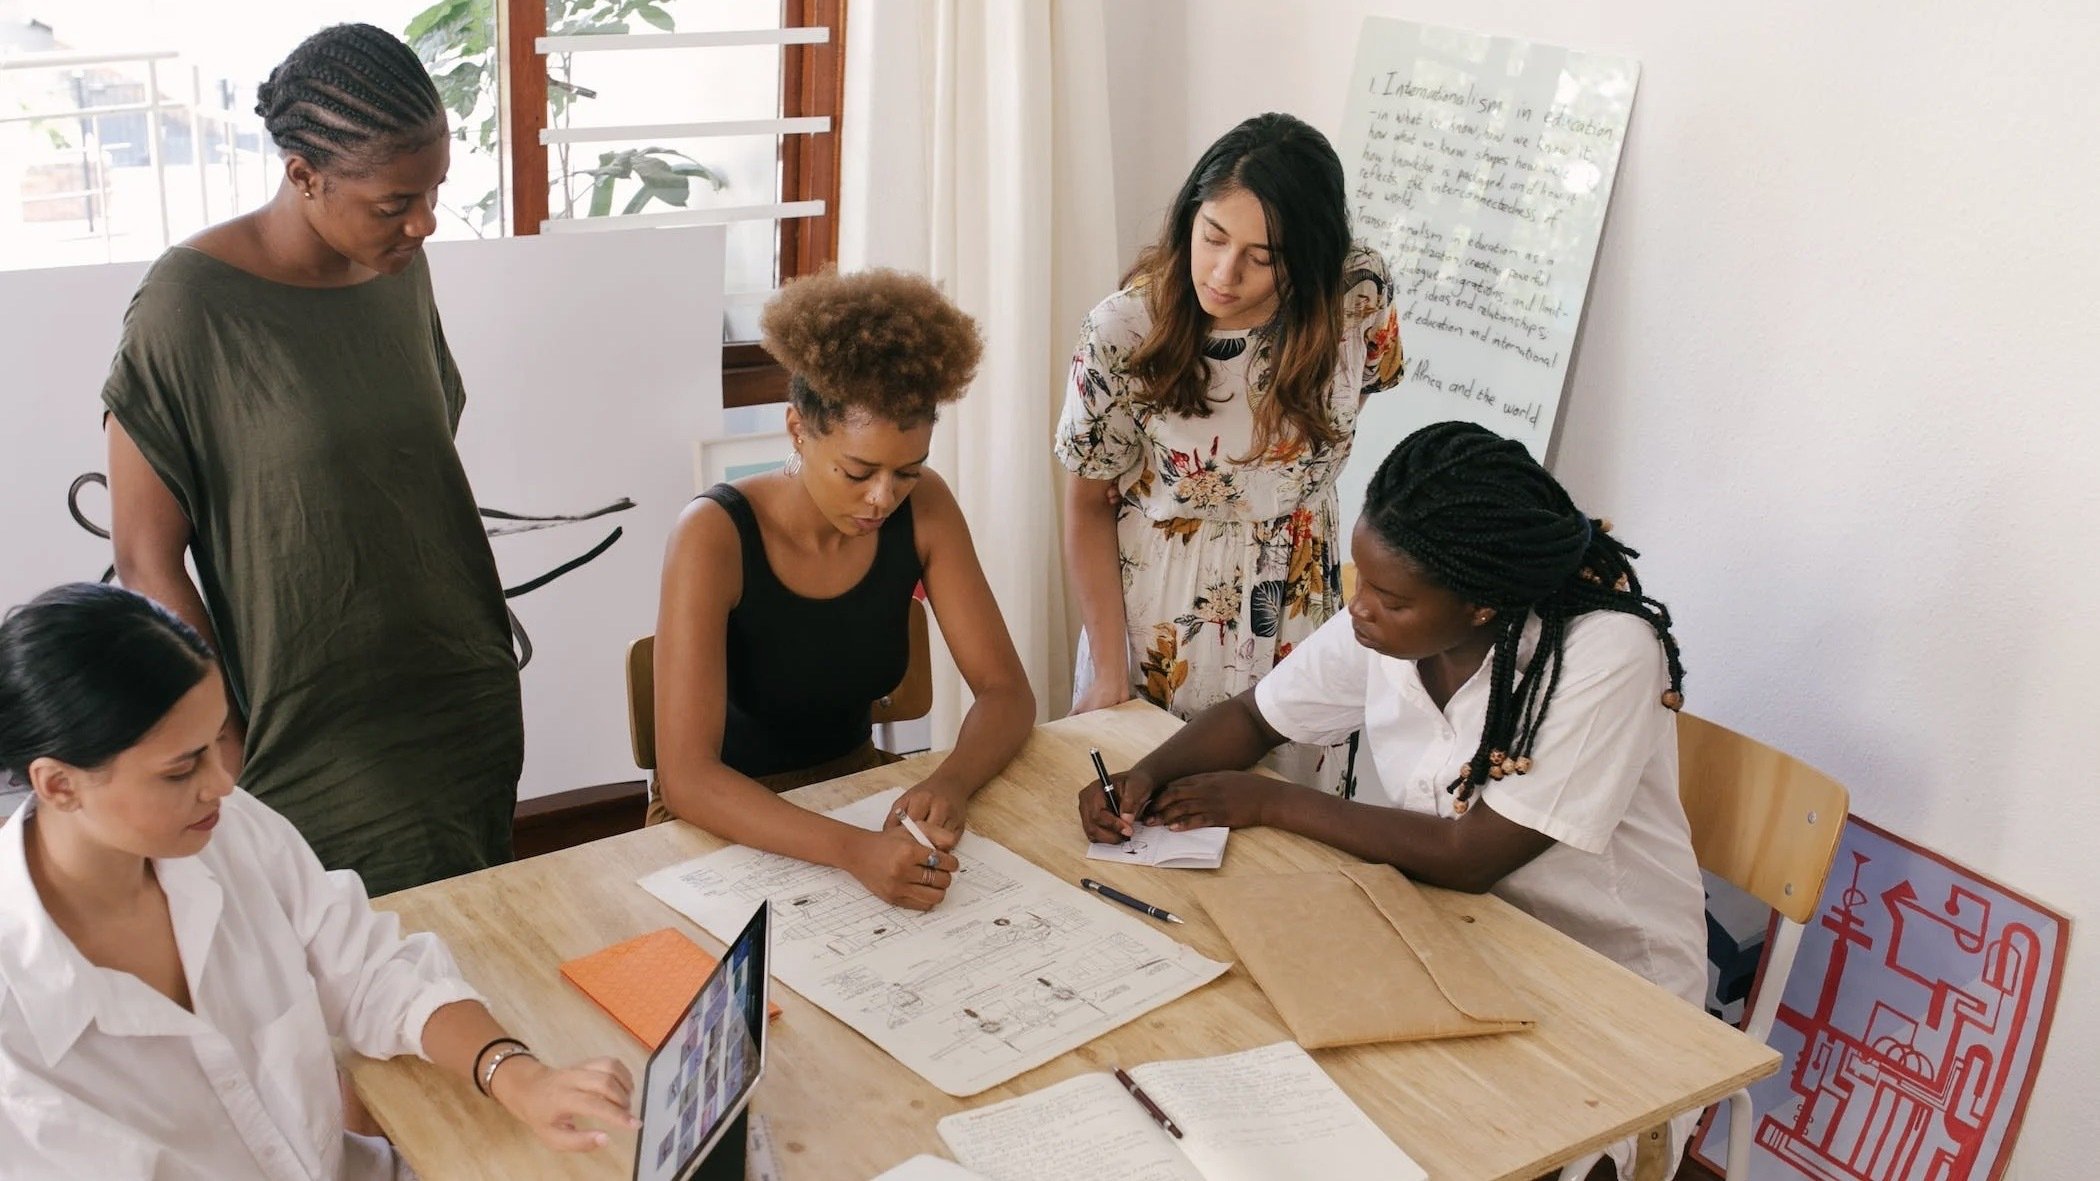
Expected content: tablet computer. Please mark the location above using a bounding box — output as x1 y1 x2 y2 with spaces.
633 902 770 1181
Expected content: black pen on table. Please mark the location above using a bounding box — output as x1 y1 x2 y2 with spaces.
1080 877 1184 924
1113 1067 1184 1140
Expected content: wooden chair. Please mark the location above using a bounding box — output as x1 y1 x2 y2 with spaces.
626 596 933 771
1676 712 1850 1180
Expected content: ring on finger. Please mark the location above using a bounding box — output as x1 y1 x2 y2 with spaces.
922 852 941 870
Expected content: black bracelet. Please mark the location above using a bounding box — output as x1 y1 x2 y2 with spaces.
471 1036 528 1096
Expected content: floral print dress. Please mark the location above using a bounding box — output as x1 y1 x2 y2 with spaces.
1056 243 1403 790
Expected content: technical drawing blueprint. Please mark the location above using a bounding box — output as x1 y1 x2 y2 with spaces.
640 788 1230 1096
1690 817 2065 1181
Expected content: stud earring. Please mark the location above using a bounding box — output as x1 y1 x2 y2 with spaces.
303 189 314 199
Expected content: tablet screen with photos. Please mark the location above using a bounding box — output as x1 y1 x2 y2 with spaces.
633 902 769 1181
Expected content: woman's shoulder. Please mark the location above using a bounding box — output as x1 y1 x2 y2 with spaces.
668 488 750 562
1339 241 1395 326
1082 285 1152 344
904 466 957 517
121 248 232 328
1560 609 1669 677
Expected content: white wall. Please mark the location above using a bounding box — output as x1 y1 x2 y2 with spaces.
1102 3 2097 1176
0 230 725 804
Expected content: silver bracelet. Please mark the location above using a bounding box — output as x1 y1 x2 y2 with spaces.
479 1044 537 1098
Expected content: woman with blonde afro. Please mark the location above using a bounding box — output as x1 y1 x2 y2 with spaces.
650 269 1035 910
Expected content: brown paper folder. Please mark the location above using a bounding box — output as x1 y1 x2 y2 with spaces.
1196 863 1536 1048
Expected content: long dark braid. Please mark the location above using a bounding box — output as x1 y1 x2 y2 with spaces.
1362 421 1686 810
254 24 444 174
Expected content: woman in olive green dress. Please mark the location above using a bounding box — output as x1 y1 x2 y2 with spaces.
102 23 521 896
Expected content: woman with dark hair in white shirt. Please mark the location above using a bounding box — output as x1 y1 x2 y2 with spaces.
0 583 636 1180
1079 421 1707 1181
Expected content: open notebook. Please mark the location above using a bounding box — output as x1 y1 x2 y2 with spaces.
1084 823 1228 870
936 1042 1424 1181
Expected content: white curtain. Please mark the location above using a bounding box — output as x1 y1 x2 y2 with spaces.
840 0 1121 742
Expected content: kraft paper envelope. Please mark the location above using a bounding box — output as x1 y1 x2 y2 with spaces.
1196 863 1535 1048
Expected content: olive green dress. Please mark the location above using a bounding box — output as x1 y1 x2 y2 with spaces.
102 246 523 896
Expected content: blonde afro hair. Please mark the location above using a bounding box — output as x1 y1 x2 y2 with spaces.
759 268 983 432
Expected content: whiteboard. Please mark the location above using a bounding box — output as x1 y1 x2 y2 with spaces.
1334 18 1638 524
0 228 724 800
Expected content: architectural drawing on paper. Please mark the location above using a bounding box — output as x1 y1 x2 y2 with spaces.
639 788 1228 1096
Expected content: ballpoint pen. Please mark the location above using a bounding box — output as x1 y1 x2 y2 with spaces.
1089 747 1121 817
1079 877 1184 924
1113 1067 1184 1139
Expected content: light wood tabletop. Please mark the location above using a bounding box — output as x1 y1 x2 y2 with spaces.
349 700 1778 1181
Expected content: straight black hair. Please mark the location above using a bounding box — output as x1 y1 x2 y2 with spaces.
0 583 214 784
254 22 446 174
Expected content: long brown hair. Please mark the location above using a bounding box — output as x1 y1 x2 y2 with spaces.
1124 113 1350 461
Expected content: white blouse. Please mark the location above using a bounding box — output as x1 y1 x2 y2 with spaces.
1253 609 1709 1009
0 789 484 1180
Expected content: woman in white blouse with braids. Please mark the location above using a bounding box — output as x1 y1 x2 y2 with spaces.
0 583 636 1180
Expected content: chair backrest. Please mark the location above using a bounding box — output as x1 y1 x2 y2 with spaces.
870 597 933 725
1676 711 1850 925
627 635 658 771
625 596 933 772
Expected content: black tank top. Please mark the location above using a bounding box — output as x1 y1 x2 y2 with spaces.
703 483 923 779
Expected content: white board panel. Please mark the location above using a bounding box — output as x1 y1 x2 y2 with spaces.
1334 18 1638 524
0 227 725 800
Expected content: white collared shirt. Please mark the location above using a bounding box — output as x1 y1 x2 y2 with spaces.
1255 610 1709 1009
0 789 483 1180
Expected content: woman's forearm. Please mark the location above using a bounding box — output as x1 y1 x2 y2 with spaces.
1132 692 1279 784
660 765 864 867
919 678 1036 800
1264 789 1496 891
1062 476 1131 679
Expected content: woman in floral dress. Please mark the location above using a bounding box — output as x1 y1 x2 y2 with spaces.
1058 112 1403 789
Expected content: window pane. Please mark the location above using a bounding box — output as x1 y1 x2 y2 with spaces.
0 0 502 272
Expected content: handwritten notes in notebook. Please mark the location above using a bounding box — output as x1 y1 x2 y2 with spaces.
638 788 1228 1096
1085 824 1228 870
936 1042 1425 1181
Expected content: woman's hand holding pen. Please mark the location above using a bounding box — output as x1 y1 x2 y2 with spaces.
1077 766 1166 843
846 824 960 911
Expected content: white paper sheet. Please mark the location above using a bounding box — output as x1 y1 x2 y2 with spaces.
639 788 1229 1096
870 1155 993 1181
1085 824 1228 870
938 1043 1423 1181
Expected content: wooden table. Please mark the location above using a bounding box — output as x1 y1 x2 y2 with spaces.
350 701 1777 1180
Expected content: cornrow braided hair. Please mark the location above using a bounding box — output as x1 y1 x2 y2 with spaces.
1362 421 1686 812
254 23 444 174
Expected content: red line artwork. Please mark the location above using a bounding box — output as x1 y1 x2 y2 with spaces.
1692 817 2066 1181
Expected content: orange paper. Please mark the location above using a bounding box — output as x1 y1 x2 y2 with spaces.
560 928 780 1049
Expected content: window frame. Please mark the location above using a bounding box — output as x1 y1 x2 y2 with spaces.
499 0 845 407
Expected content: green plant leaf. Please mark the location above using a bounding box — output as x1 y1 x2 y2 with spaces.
590 173 619 218
405 0 467 45
630 154 681 185
664 161 728 189
634 3 674 31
